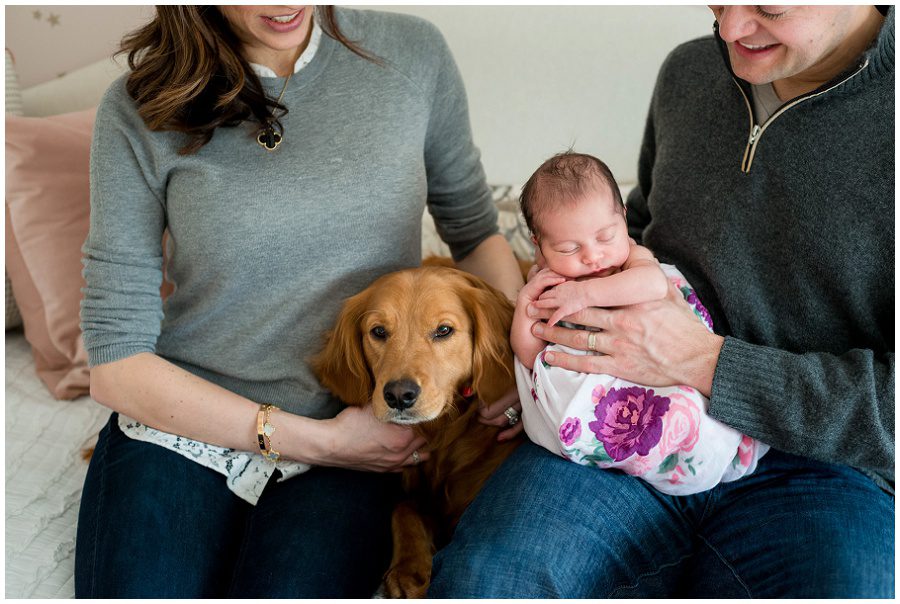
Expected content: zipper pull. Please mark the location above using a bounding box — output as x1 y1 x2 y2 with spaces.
742 124 762 173
748 124 761 146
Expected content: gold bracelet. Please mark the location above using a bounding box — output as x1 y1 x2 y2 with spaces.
256 404 281 462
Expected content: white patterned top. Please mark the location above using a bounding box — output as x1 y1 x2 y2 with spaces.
119 414 310 505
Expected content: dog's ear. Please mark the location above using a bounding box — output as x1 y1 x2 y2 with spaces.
310 289 374 405
457 273 516 406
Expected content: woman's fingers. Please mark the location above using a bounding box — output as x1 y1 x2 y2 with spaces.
478 387 520 421
476 387 524 441
400 442 430 467
496 419 525 442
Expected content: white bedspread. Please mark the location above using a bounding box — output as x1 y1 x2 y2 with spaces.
5 331 110 599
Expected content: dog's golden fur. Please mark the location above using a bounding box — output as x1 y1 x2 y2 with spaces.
312 265 521 598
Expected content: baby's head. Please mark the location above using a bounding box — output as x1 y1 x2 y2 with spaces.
520 152 630 279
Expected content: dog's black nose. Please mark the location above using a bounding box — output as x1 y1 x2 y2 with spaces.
383 379 420 410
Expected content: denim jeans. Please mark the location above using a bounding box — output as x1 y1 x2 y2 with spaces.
75 413 399 598
429 442 894 598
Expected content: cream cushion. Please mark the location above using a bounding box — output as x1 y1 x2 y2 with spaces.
20 56 127 117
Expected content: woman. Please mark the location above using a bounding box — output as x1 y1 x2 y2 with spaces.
75 5 523 597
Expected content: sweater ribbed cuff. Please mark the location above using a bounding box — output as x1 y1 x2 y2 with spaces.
86 343 156 368
708 336 790 440
448 227 500 262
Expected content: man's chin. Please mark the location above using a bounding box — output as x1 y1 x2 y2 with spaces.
728 49 782 85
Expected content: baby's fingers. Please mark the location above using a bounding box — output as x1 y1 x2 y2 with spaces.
548 309 567 327
534 273 567 287
537 288 563 301
532 298 559 309
548 302 583 326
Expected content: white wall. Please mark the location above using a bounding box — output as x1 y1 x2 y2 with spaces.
368 6 713 185
6 5 714 185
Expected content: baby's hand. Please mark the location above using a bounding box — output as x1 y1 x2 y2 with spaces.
518 268 567 306
534 280 590 326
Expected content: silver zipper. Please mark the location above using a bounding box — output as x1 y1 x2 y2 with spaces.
748 125 761 146
736 57 870 173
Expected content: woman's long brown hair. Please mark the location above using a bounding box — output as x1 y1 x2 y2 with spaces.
119 6 378 155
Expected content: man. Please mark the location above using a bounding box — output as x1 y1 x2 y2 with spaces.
429 6 893 598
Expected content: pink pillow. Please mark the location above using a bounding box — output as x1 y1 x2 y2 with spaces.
6 109 174 400
6 110 96 399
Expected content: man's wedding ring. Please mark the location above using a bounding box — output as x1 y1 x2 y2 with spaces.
587 331 598 351
411 449 421 465
504 406 521 426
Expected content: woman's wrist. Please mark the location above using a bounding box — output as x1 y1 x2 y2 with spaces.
265 411 332 465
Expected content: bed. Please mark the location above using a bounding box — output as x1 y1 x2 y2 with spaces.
5 332 109 598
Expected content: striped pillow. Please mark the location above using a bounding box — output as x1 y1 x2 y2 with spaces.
5 49 23 329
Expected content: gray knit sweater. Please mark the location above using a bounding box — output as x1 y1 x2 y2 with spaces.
627 9 894 491
81 8 498 419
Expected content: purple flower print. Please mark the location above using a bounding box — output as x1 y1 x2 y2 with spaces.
559 417 582 446
588 386 670 462
685 289 714 331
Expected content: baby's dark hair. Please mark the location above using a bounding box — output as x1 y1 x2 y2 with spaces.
519 151 624 239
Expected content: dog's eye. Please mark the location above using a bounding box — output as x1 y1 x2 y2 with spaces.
434 325 454 339
370 326 388 340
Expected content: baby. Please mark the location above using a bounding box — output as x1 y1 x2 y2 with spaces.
511 152 768 495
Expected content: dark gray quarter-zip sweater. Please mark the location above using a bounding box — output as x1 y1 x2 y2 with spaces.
627 9 894 492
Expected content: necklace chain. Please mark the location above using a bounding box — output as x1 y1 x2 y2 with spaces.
256 71 293 152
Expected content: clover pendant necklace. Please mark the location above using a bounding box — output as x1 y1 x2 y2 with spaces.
256 70 293 152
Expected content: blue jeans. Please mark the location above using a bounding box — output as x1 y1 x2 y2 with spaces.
75 413 399 598
429 442 894 598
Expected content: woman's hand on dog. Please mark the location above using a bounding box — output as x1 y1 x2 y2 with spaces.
477 386 524 441
323 406 430 472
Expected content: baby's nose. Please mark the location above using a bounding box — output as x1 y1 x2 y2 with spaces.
582 249 602 264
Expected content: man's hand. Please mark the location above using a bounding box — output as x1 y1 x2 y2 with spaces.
528 282 724 396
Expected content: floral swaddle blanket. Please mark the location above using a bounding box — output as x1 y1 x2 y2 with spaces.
515 264 769 496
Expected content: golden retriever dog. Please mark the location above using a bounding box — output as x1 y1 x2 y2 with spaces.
312 264 522 598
